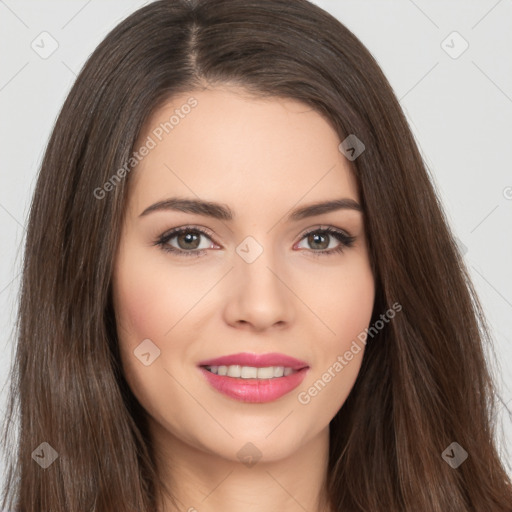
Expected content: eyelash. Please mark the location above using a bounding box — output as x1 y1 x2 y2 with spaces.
154 225 356 258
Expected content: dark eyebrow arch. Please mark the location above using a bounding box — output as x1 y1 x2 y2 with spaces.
139 197 362 221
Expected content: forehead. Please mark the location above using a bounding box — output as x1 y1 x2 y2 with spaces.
127 87 359 217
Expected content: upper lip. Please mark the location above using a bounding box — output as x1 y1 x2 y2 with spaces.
197 352 309 370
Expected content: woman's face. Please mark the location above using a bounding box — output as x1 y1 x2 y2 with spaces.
112 86 375 463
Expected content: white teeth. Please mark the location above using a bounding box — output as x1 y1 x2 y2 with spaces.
257 366 274 379
205 364 297 379
241 366 258 378
273 366 284 377
227 365 241 377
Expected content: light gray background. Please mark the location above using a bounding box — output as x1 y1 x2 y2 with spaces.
1 0 511 485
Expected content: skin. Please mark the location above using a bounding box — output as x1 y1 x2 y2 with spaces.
112 86 375 512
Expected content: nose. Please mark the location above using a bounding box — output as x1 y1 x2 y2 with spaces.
222 246 295 332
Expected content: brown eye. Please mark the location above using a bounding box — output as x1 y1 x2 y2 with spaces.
155 227 216 257
307 232 330 250
175 231 202 250
296 227 356 256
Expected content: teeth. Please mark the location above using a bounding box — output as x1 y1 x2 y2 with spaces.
205 365 297 379
273 366 284 378
227 365 241 377
257 366 274 379
241 366 258 378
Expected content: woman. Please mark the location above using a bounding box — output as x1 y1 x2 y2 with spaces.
2 0 511 510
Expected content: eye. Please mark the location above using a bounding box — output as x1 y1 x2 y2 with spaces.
154 225 356 258
154 226 217 257
295 226 356 256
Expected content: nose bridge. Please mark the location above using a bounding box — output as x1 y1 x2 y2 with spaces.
224 233 294 329
235 233 285 295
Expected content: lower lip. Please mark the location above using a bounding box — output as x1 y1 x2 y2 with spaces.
198 367 309 403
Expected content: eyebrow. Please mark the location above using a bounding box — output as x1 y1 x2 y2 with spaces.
139 197 362 222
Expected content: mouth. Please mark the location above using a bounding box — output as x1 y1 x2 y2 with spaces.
196 352 310 403
196 353 310 403
201 364 301 379
196 351 309 372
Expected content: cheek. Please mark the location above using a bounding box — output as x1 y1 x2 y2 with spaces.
114 267 167 342
335 268 375 342
330 261 375 369
112 247 213 384
297 256 374 412
111 251 183 420
306 255 375 343
111 248 176 389
113 248 189 344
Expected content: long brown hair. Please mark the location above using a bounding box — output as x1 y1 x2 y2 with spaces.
2 0 511 510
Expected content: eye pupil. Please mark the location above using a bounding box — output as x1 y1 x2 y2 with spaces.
178 231 201 250
309 233 328 250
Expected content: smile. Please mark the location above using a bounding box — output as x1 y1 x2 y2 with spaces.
198 365 309 403
204 364 296 379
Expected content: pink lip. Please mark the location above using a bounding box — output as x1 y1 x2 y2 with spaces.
197 352 309 370
196 352 310 403
198 366 309 403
